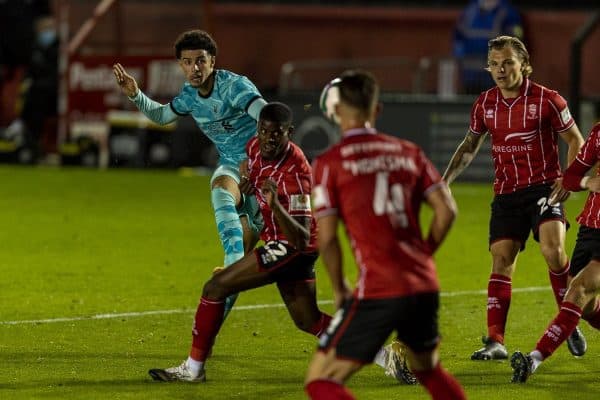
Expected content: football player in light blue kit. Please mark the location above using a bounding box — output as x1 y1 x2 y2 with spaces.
113 30 265 320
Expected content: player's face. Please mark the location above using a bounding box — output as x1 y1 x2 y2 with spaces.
487 46 524 95
257 119 290 160
178 49 215 90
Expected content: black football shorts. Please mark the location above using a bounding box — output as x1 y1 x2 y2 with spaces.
255 240 317 282
570 226 600 277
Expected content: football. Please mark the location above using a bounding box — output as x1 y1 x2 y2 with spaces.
319 77 341 124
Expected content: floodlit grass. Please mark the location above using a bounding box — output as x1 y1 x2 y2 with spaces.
0 165 598 399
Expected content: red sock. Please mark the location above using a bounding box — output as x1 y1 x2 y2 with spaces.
487 273 511 344
305 379 355 400
308 313 332 338
413 363 466 400
583 299 600 330
548 260 569 308
535 301 582 359
189 297 225 362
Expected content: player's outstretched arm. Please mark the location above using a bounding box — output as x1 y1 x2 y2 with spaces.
442 130 487 185
424 184 457 254
112 63 178 125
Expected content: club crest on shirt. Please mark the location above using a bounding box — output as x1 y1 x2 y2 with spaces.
527 104 537 120
560 107 571 125
485 109 494 119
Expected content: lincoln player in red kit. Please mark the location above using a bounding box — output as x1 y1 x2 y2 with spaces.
511 122 600 382
442 35 586 361
148 102 333 383
305 70 466 400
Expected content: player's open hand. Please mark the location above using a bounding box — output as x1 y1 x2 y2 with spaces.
113 63 139 98
261 179 279 208
549 178 570 205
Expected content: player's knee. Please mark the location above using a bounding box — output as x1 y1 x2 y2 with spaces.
539 242 565 267
202 276 230 300
564 275 589 306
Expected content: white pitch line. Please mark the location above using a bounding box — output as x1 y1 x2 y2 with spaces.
0 286 550 326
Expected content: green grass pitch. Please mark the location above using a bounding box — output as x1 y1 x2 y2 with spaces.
0 165 598 399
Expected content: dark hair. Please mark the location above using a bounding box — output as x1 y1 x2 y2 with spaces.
488 35 533 77
259 102 293 126
174 30 218 59
337 69 379 114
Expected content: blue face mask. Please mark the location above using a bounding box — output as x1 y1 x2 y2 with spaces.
37 29 57 47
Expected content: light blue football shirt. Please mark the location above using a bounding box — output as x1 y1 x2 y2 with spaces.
170 69 262 167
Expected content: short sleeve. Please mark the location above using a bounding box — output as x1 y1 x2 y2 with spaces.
311 156 338 219
575 124 600 167
469 96 487 135
547 91 575 133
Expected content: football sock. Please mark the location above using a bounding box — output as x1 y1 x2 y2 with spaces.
308 313 332 337
548 260 569 307
305 380 355 400
535 301 582 359
373 347 387 368
211 187 244 319
413 363 466 400
487 273 512 344
185 356 203 376
190 297 225 362
529 350 543 373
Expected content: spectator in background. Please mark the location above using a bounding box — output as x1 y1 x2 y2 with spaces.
453 0 523 94
0 0 52 127
3 15 59 162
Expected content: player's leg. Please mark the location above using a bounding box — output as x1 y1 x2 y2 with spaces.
511 260 600 383
471 239 520 360
210 166 246 318
536 200 587 356
400 292 466 399
277 279 332 337
472 193 527 360
149 249 274 383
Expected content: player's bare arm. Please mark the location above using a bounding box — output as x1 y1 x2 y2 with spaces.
560 124 585 166
261 179 311 250
424 184 457 253
442 131 487 185
550 125 585 204
113 63 139 98
317 214 351 308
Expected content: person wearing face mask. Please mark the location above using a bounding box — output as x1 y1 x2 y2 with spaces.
3 14 58 162
453 0 523 94
442 36 587 362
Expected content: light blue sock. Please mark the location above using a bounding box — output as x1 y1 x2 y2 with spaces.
211 188 244 319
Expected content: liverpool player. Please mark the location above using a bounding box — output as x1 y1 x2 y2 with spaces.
305 70 465 400
442 35 586 360
511 122 600 382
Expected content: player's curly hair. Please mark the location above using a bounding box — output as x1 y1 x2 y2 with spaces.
487 35 533 77
174 30 218 59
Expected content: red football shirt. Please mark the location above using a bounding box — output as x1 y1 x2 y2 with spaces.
246 137 317 250
563 123 600 229
470 78 575 194
312 128 443 299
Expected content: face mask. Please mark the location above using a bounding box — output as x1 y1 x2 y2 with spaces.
37 29 57 47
